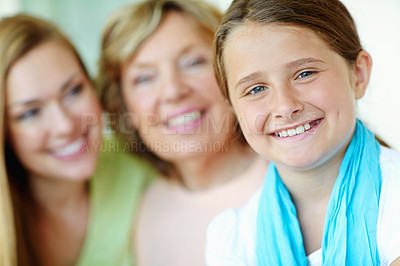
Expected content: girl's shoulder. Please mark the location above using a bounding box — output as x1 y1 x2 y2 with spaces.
379 146 400 189
205 189 261 266
378 146 400 265
380 146 400 174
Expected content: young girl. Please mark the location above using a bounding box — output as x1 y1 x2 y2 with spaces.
98 0 268 265
206 0 400 265
0 14 155 265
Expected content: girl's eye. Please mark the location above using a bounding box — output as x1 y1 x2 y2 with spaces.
17 108 40 121
249 86 267 95
297 71 316 79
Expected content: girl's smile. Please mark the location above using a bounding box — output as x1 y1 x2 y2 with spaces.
269 119 323 142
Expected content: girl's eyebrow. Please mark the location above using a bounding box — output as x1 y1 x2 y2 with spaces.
284 57 325 70
234 71 263 91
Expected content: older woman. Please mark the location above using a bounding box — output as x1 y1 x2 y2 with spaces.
98 0 269 265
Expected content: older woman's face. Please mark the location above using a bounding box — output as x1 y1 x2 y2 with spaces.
6 41 102 181
121 12 235 162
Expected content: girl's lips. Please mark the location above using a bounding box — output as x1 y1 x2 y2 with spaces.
270 119 323 139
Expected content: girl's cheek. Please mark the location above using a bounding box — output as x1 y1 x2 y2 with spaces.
254 113 268 134
236 107 266 136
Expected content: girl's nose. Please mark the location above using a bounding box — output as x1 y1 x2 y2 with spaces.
271 84 303 121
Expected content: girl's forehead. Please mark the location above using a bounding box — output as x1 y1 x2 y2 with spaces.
224 22 326 61
223 22 336 68
227 22 318 43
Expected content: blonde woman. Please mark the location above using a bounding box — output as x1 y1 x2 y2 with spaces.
1 14 155 265
98 0 269 265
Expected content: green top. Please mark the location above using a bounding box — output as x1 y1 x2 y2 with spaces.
76 137 157 266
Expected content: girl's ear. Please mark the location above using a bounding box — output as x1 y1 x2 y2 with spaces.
353 50 372 99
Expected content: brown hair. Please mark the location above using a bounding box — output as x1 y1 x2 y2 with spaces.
0 14 89 265
98 0 224 177
214 0 362 100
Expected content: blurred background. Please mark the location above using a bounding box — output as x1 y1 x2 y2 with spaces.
1 0 399 151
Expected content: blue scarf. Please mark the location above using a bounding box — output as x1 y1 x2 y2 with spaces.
256 120 382 265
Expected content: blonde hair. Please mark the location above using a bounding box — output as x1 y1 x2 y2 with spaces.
98 0 223 176
0 14 89 265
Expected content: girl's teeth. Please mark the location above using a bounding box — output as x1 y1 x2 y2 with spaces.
288 129 296 137
168 111 201 127
296 125 305 134
275 123 311 138
54 138 84 156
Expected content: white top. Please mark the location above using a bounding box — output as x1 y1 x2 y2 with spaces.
206 146 400 266
134 157 268 266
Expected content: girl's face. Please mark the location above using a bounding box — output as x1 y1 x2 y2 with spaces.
121 12 234 162
6 41 102 181
224 23 368 172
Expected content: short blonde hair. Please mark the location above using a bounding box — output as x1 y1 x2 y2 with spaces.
98 0 223 176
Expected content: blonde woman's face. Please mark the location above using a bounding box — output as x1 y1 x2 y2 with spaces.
6 41 102 181
121 12 235 162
